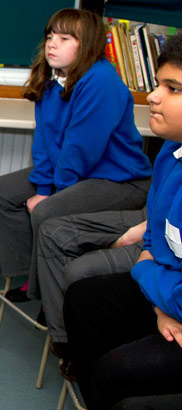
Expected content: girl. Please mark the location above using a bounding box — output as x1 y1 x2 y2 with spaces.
3 8 151 304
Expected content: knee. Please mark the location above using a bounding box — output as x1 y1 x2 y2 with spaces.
31 200 47 229
64 252 101 291
111 398 144 410
64 258 87 291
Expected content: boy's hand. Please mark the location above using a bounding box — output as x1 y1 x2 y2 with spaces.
26 194 48 214
136 249 154 263
110 220 147 248
155 306 182 348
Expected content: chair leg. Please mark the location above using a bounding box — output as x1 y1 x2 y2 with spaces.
36 333 51 389
0 277 12 326
57 379 87 410
0 292 50 388
65 380 87 410
56 380 68 410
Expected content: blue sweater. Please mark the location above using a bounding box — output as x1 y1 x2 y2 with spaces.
131 140 182 322
29 58 152 195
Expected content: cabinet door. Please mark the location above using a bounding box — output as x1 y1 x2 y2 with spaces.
104 1 182 27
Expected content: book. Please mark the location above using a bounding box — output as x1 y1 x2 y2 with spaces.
152 34 161 56
111 24 128 85
134 24 152 92
130 33 145 90
119 21 138 90
142 24 158 89
155 33 165 51
117 22 135 90
148 33 159 72
105 24 121 77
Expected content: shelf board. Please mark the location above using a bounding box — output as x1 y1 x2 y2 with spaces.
131 91 149 105
0 85 25 99
0 85 149 106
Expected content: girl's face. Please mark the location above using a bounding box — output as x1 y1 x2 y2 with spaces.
147 63 182 142
45 32 79 76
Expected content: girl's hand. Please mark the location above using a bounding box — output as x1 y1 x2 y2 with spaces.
155 306 182 348
111 220 147 248
26 194 48 214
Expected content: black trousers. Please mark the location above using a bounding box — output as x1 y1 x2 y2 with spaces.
111 394 182 410
64 273 182 410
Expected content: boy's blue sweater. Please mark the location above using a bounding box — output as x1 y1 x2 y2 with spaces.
131 140 182 322
29 59 152 195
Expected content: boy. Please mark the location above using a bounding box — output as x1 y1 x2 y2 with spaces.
63 33 182 410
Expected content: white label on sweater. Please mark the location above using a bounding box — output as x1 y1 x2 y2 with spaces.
165 218 182 258
173 145 182 159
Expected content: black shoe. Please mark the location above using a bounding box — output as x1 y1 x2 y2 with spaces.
36 306 47 327
50 341 70 360
5 287 31 303
60 360 76 382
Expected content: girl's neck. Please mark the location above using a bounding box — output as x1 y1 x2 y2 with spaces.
52 69 67 87
55 68 66 77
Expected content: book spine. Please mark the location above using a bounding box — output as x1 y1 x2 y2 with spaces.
105 29 121 77
134 25 151 92
142 25 157 89
117 23 133 89
156 34 165 51
120 23 137 90
153 35 161 56
130 33 145 90
112 25 128 86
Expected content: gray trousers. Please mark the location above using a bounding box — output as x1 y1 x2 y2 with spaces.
0 166 150 283
36 208 146 342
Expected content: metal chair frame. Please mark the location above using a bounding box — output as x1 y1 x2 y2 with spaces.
0 277 86 408
0 276 51 389
57 378 86 410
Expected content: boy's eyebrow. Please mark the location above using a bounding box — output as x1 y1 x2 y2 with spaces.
164 78 182 86
155 76 182 87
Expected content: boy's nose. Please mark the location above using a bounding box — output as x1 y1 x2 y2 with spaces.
147 89 161 105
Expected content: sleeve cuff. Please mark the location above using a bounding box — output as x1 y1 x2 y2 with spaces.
36 185 52 195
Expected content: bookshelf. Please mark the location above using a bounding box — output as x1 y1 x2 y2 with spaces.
103 0 182 105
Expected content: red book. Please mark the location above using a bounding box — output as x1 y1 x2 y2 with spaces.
105 27 121 77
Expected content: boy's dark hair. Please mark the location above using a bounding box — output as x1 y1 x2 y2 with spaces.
24 8 106 101
158 32 182 69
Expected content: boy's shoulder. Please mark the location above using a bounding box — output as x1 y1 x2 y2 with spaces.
159 140 181 155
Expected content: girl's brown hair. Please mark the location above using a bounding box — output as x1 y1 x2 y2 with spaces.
24 8 106 101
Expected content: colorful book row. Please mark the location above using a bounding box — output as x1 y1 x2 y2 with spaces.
105 19 165 92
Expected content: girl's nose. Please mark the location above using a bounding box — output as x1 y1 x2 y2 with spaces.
48 37 57 48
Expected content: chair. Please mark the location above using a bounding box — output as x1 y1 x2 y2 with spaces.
0 276 51 389
0 279 86 407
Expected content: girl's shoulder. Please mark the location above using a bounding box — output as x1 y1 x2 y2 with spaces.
79 58 127 89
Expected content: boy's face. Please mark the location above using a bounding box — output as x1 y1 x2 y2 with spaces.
147 63 182 142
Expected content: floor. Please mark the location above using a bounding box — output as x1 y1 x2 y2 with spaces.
0 275 85 410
